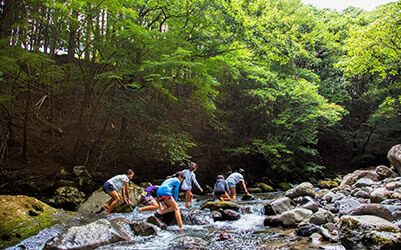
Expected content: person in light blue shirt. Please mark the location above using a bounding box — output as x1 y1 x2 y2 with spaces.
155 171 185 228
180 162 203 208
226 168 249 201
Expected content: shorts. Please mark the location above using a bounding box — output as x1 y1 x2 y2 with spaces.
228 182 236 188
143 195 157 206
214 191 225 196
103 182 116 193
158 196 173 202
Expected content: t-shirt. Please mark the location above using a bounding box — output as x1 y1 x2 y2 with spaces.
180 169 202 191
226 172 244 185
156 177 181 201
144 185 158 197
214 179 229 194
107 174 129 192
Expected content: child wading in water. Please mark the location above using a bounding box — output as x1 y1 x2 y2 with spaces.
226 168 250 201
155 171 185 228
213 175 231 201
102 169 134 213
180 162 203 208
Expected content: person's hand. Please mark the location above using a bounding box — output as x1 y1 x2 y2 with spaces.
200 188 204 193
127 200 134 206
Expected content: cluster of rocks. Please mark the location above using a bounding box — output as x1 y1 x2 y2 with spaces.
263 144 401 249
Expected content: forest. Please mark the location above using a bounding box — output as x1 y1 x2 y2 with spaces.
1 0 401 190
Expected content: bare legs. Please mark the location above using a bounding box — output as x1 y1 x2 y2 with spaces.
184 190 193 208
219 192 231 201
229 186 237 201
138 202 159 212
158 199 183 228
104 191 120 214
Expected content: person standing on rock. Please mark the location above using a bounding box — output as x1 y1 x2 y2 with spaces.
102 169 134 214
155 171 185 229
180 162 203 208
226 168 249 201
214 175 231 201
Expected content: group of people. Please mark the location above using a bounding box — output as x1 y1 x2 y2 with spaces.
101 163 250 229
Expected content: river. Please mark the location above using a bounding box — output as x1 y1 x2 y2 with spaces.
7 192 345 249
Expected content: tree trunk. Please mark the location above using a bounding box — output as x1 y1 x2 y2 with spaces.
22 64 32 161
68 10 78 62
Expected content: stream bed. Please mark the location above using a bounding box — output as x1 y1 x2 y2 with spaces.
7 192 345 249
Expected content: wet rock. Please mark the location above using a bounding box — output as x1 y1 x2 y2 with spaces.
217 231 233 241
388 144 401 176
264 215 283 227
241 193 255 200
201 201 240 211
295 223 320 237
147 215 167 230
279 182 292 191
349 204 395 221
339 215 401 250
48 186 85 210
129 221 158 236
221 209 241 221
182 208 211 225
309 209 334 225
376 165 398 179
285 182 315 199
247 187 263 193
211 210 224 221
174 236 208 249
386 181 401 190
353 190 370 199
76 183 143 215
280 208 313 227
0 195 61 249
301 201 319 213
266 197 295 215
45 219 126 249
370 187 391 203
322 191 335 203
254 182 274 192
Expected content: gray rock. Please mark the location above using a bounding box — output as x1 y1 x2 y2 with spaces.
73 165 92 178
49 186 85 210
295 223 320 237
201 201 240 211
370 187 391 203
280 208 313 227
338 170 380 189
129 221 158 236
388 145 401 176
336 198 362 216
285 182 315 199
309 209 334 225
353 178 379 188
301 201 319 213
354 190 370 199
264 215 283 227
269 197 295 215
349 204 395 221
376 165 398 179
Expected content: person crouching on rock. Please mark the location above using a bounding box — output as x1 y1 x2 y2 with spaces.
155 171 185 229
102 169 134 214
214 175 231 201
135 185 160 213
226 168 250 201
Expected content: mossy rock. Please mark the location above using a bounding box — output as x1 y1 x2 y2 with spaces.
254 183 274 192
318 180 338 189
247 187 263 193
201 201 240 212
0 195 60 248
279 182 292 191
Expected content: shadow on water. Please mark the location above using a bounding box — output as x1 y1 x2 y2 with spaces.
7 192 345 250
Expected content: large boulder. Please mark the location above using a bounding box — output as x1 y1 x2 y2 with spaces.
388 145 401 176
376 165 398 179
76 183 143 215
339 215 401 249
129 221 158 236
265 197 295 215
0 195 61 248
349 204 395 221
337 170 380 190
45 219 129 249
285 182 315 199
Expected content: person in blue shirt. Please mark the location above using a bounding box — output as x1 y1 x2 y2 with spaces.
155 171 185 228
213 175 231 201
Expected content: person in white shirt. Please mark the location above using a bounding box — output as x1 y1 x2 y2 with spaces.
226 168 249 201
102 169 134 213
180 162 203 208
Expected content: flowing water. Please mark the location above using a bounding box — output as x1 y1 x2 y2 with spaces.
7 192 345 250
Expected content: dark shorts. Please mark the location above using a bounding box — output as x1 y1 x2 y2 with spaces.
214 191 225 196
103 182 116 193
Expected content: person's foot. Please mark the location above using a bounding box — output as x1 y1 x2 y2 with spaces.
133 206 139 214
